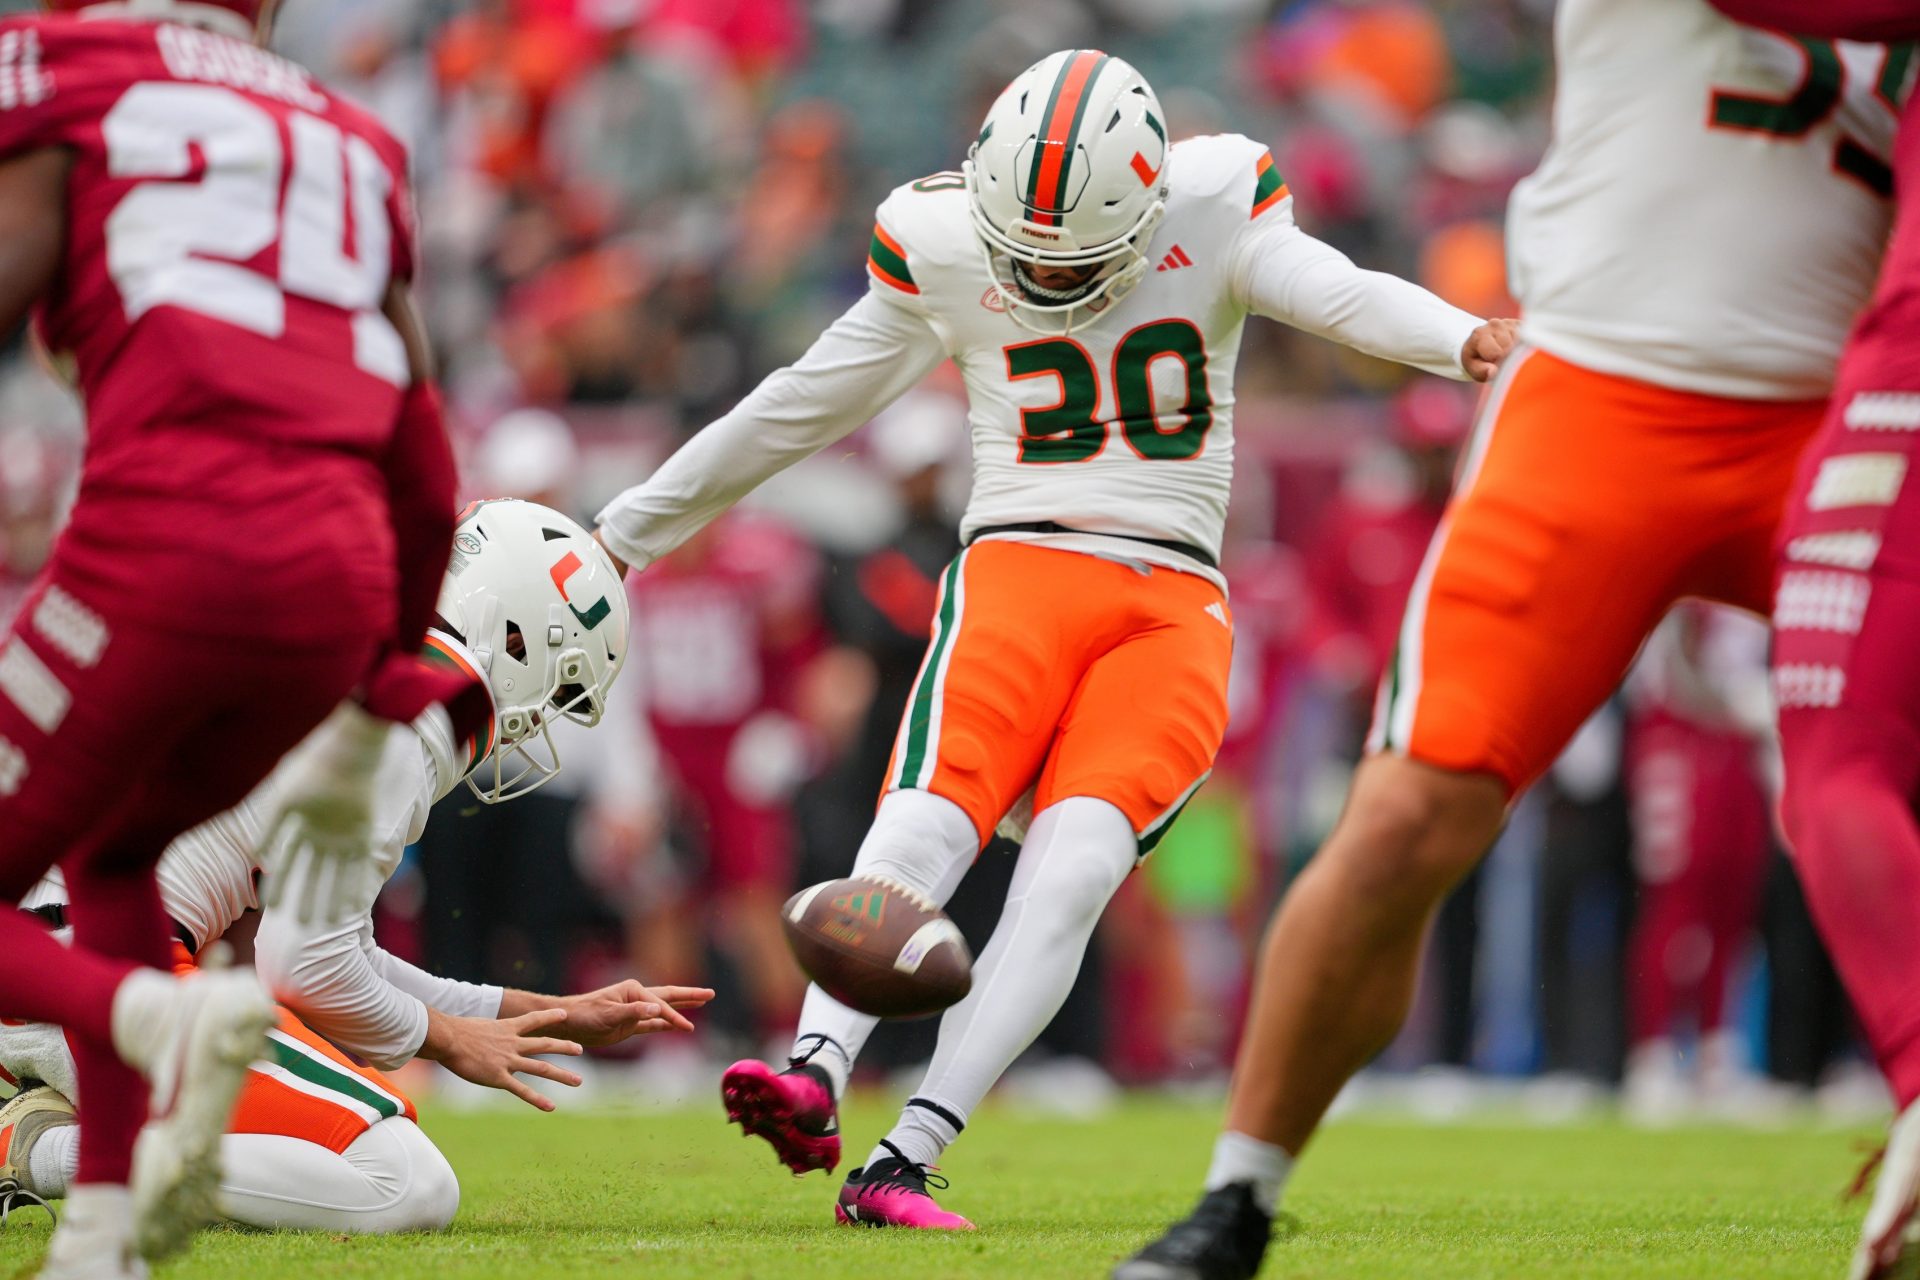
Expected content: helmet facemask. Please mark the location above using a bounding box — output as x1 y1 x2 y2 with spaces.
436 500 630 805
967 158 1164 335
963 52 1171 337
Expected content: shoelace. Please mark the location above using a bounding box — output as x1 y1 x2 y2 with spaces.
788 1033 845 1074
857 1140 950 1196
0 1179 54 1228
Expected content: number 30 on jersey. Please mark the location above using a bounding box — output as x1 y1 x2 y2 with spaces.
1006 320 1214 466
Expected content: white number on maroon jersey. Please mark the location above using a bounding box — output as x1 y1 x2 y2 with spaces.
101 83 406 384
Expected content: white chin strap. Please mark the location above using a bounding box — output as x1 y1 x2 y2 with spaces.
78 1 256 40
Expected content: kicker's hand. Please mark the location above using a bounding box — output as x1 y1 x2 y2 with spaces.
507 981 716 1047
593 528 631 579
1461 318 1520 383
258 702 390 924
420 1007 584 1112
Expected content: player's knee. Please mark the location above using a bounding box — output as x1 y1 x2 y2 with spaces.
391 1135 460 1232
1020 798 1134 933
1332 764 1505 901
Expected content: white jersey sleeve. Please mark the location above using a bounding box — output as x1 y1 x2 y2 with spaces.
154 708 461 952
1227 194 1480 381
253 713 499 1070
594 234 950 574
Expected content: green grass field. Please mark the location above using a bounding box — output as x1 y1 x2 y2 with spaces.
0 1096 1880 1279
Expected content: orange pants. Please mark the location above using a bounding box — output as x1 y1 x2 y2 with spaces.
1369 347 1822 793
884 540 1233 852
171 945 416 1155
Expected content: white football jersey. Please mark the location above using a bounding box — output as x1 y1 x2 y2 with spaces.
598 133 1478 584
876 134 1280 576
1508 0 1908 400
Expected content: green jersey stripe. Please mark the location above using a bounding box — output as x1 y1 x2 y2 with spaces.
264 1035 402 1120
868 229 915 287
896 555 965 788
1253 160 1285 210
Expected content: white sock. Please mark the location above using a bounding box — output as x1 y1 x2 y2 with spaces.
1205 1130 1293 1215
904 798 1135 1155
874 1098 963 1169
29 1122 78 1199
788 1030 853 1100
108 968 177 1073
788 790 980 1094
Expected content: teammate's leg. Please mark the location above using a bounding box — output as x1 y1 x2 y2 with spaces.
1115 352 1804 1280
1222 756 1507 1160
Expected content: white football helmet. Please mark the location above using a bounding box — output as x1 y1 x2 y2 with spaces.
965 50 1171 334
431 499 630 803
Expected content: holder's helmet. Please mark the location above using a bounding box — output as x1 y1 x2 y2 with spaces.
432 500 630 804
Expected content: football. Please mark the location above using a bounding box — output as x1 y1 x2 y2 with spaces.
781 877 973 1019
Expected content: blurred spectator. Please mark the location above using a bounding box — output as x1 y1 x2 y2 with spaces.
611 513 826 1044
1620 605 1775 1122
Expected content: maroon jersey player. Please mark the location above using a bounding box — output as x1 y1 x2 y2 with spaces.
0 3 467 1276
1705 1 1920 1276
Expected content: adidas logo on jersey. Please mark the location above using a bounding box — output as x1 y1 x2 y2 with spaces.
1205 601 1229 628
1156 245 1194 273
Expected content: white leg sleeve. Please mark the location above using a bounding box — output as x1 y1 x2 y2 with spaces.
791 789 980 1093
215 1118 460 1234
882 796 1134 1165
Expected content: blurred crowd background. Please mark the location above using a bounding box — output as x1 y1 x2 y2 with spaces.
0 0 1877 1123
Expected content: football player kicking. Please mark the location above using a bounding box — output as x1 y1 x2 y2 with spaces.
594 50 1515 1230
0 500 713 1235
1696 2 1920 1277
0 3 483 1276
1119 1 1909 1276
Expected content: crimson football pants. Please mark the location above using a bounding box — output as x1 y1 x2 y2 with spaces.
0 567 375 1183
1772 301 1920 1109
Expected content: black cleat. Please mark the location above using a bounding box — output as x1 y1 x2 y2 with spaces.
1112 1182 1272 1280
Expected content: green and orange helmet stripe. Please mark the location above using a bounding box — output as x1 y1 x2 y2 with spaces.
1251 151 1290 220
422 633 498 776
867 222 918 294
1024 49 1113 226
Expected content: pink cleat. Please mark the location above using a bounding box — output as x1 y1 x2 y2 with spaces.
835 1142 975 1230
721 1059 842 1175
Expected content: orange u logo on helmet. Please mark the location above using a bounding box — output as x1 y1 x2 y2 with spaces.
548 551 612 631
